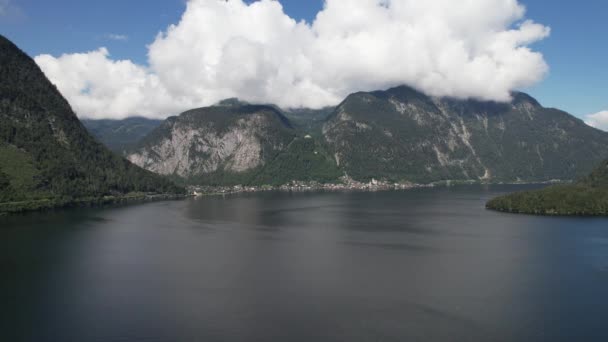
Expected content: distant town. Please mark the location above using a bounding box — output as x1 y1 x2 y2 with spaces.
188 177 425 197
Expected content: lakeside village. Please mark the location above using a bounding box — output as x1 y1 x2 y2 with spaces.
186 177 567 197
188 177 426 197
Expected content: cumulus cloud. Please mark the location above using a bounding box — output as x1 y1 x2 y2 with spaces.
35 48 187 119
585 111 608 132
35 0 551 119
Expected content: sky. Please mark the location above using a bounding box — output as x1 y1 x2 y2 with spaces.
0 0 606 129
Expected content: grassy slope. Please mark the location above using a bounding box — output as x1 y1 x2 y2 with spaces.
0 145 41 200
252 136 342 185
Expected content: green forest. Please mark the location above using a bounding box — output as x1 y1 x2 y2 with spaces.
487 160 608 216
0 35 183 213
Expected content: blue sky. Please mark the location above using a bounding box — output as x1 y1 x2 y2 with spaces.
0 0 606 119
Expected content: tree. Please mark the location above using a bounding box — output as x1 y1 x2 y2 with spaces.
0 170 9 191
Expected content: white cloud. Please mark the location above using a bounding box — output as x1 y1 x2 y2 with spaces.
585 111 608 132
106 34 129 41
35 48 186 119
35 0 551 119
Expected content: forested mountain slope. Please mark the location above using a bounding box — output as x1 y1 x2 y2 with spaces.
127 103 340 185
323 85 608 183
0 35 183 212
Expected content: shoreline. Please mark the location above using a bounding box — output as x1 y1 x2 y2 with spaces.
0 193 186 215
1 180 566 215
188 179 566 197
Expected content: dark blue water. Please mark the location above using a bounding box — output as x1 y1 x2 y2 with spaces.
1 185 608 341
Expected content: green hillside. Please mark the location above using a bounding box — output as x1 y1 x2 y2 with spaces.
487 160 608 216
0 35 183 213
82 117 162 153
323 86 608 183
128 102 341 186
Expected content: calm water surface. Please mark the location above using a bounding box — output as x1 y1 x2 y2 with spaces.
1 185 608 342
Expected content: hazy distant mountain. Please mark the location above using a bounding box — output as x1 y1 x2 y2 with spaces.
322 85 608 183
0 35 182 212
487 160 608 216
126 104 340 185
282 107 335 133
216 98 335 133
82 117 162 153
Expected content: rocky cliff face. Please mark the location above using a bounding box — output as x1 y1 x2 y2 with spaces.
127 105 295 178
126 85 608 186
323 86 608 183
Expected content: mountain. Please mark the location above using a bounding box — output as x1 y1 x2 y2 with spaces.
486 160 608 216
282 107 335 134
322 85 608 183
126 104 341 185
0 35 183 213
82 117 162 153
129 86 608 187
215 98 335 134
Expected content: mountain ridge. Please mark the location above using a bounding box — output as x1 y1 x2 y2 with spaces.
322 85 608 183
126 84 608 188
126 102 342 186
82 117 162 153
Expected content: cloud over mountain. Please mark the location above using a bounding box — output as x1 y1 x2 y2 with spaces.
35 0 550 119
585 111 608 132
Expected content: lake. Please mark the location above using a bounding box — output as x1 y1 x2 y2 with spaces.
1 185 608 341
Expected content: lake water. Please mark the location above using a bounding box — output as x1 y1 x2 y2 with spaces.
1 185 608 341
